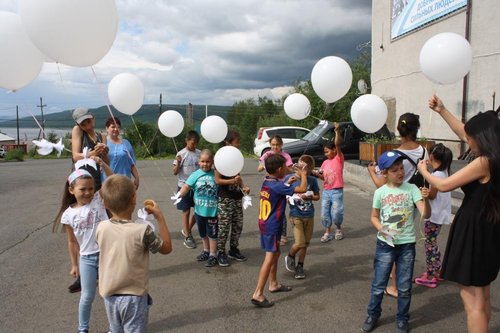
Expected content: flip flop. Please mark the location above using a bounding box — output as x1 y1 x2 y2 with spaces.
269 285 292 293
251 298 274 308
384 288 398 298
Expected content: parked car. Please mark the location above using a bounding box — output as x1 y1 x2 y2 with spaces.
283 121 393 164
253 126 310 156
0 147 6 158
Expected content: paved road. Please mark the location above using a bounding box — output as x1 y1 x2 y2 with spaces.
0 158 498 333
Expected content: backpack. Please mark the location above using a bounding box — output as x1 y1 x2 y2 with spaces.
394 148 427 188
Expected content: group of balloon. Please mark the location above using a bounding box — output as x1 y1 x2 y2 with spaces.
0 1 474 173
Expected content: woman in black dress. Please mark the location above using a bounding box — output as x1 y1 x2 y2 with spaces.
417 95 500 333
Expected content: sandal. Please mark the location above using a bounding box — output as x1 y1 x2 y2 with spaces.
320 233 333 243
269 284 292 293
251 298 274 308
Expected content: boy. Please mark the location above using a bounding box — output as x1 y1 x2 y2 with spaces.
96 175 172 333
174 149 219 267
173 130 201 249
284 155 320 279
362 151 430 333
251 154 308 308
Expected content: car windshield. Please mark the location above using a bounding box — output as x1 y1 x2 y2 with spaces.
301 124 329 141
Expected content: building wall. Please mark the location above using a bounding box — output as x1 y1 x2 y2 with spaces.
371 0 500 155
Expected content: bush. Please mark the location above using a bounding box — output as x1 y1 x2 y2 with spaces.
5 148 25 161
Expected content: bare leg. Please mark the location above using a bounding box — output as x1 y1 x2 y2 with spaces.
181 210 190 236
386 264 398 297
267 252 281 291
253 252 277 301
459 284 490 333
188 213 196 234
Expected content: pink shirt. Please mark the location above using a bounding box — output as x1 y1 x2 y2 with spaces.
320 154 344 190
259 151 293 167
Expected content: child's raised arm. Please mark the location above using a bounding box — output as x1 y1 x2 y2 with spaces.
145 201 172 255
334 122 343 157
293 168 308 193
173 155 182 175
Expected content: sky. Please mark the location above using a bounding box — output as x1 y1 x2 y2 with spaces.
0 0 371 120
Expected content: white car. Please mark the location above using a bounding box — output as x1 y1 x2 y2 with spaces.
0 147 6 158
253 126 310 156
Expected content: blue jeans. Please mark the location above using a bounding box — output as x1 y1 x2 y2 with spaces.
367 240 415 323
320 189 344 229
79 253 99 331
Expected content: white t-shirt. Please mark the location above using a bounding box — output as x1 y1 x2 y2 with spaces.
173 147 201 187
397 146 428 182
426 170 452 225
61 191 108 255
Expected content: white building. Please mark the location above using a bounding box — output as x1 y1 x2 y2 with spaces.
371 0 499 155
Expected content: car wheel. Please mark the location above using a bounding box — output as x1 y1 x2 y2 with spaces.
261 148 270 156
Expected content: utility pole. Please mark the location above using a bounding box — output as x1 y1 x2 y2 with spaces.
37 97 47 139
16 105 20 145
158 93 162 155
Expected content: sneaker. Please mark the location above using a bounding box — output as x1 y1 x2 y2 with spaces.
335 229 344 240
396 321 409 333
285 255 296 272
68 276 81 293
205 255 218 267
361 316 378 332
228 248 247 262
196 250 209 261
415 276 438 288
218 252 230 267
294 265 306 279
183 235 196 249
320 233 334 243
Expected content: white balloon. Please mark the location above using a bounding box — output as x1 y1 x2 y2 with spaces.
311 56 353 103
158 110 184 138
350 94 388 133
419 32 472 85
214 146 244 177
108 73 144 116
284 93 311 120
201 116 228 143
19 0 118 67
0 12 44 91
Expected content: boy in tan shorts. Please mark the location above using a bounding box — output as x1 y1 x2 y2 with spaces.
284 155 320 279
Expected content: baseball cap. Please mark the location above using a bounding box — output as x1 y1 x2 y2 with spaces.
72 107 93 124
377 150 404 170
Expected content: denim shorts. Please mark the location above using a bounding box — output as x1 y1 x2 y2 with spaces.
195 214 218 239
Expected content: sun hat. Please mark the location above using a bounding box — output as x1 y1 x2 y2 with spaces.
72 107 93 124
377 150 404 170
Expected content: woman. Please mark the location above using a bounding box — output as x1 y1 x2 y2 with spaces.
71 108 109 191
417 95 500 333
367 112 428 298
104 117 139 189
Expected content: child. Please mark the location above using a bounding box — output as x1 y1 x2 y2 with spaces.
257 135 294 246
53 157 112 333
173 130 201 249
362 151 430 333
313 122 345 242
175 149 219 267
215 131 250 266
251 154 307 308
96 175 172 333
415 143 453 288
284 155 320 279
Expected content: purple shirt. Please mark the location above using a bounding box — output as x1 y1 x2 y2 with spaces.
258 151 293 167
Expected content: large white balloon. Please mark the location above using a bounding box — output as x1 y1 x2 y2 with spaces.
18 0 118 67
311 56 353 103
0 12 44 91
158 110 184 138
350 94 388 133
214 146 244 177
284 93 311 120
419 32 472 85
201 116 228 143
108 73 144 116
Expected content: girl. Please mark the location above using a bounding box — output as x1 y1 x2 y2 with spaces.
175 149 219 267
53 157 112 333
415 143 453 288
418 95 500 332
313 122 344 242
257 135 293 245
215 131 250 266
104 117 140 189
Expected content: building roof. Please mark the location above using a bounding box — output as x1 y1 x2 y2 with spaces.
0 133 15 142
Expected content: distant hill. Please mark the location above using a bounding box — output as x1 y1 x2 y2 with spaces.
0 104 232 129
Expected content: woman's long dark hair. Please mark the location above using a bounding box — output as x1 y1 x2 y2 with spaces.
464 111 500 222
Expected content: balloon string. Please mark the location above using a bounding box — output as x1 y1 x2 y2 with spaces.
56 63 66 89
171 138 179 154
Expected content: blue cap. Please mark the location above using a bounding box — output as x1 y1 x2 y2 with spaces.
378 150 404 170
